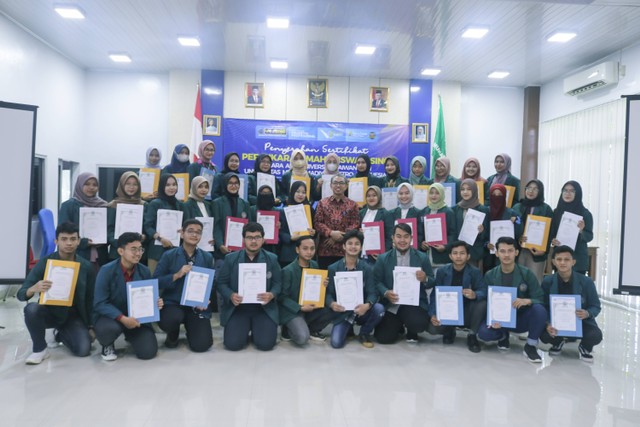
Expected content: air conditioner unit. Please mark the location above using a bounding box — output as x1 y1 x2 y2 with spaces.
563 61 619 96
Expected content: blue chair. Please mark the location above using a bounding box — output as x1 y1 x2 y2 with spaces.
38 208 57 258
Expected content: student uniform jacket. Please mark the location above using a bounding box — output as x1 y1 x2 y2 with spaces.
483 264 544 305
541 272 601 328
512 202 554 263
143 198 184 261
326 258 379 324
428 263 486 317
359 207 392 251
422 206 456 265
154 246 214 306
59 198 109 264
485 173 521 205
278 258 320 325
452 204 489 262
93 259 151 322
211 194 251 258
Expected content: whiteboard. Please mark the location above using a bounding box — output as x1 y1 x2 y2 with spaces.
0 102 37 283
617 96 640 294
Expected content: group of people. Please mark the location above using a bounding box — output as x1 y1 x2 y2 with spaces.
17 143 602 366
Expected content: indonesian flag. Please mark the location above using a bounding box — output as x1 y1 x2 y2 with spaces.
190 84 203 162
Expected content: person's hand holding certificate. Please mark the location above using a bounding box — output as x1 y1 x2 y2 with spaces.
238 263 267 304
114 204 144 239
181 266 214 308
522 215 551 252
487 286 517 328
489 220 514 254
334 271 363 311
458 208 486 246
79 207 107 244
554 212 582 250
39 260 80 306
299 268 327 307
549 294 583 337
392 266 420 306
126 279 160 324
196 217 215 252
435 286 464 325
155 209 183 246
283 204 310 235
361 221 384 255
225 217 248 251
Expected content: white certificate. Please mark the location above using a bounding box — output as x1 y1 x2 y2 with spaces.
321 174 333 199
283 204 310 234
196 216 214 251
79 207 107 244
334 271 364 311
139 170 158 195
128 285 155 319
393 266 420 306
42 265 75 302
155 209 183 246
256 212 276 242
490 220 514 254
175 175 187 202
424 216 444 244
443 185 454 207
114 204 144 239
524 217 547 247
238 175 248 200
301 272 323 303
256 172 277 197
348 180 365 205
488 288 513 323
184 270 209 303
413 187 429 211
238 263 267 304
436 289 459 322
551 296 577 332
362 223 383 255
458 208 486 246
225 219 245 249
382 188 398 211
555 212 582 250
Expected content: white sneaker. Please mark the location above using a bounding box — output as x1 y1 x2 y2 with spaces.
46 329 61 348
101 344 118 361
26 349 50 365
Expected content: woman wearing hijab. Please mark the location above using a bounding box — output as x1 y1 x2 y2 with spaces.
182 176 215 255
212 152 241 199
381 156 408 188
427 157 460 203
360 186 392 262
106 172 146 260
249 185 280 253
452 178 489 267
386 183 424 247
486 153 521 204
188 140 217 187
483 183 523 272
143 174 184 274
420 183 456 268
59 172 109 267
316 153 341 199
461 157 488 207
248 154 282 206
212 172 251 261
352 153 383 188
161 144 191 175
278 181 316 268
145 147 162 169
280 149 320 204
409 156 429 186
513 179 554 282
550 181 594 275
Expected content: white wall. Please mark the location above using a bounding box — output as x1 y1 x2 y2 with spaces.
168 70 200 156
541 43 640 122
0 13 86 218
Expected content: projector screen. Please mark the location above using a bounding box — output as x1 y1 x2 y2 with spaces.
617 95 640 295
0 101 37 283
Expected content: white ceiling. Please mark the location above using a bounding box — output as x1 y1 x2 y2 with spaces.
2 0 640 86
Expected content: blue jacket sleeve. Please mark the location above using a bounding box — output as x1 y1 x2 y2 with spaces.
93 266 123 320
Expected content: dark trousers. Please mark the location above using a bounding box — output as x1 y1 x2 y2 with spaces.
158 304 213 352
331 303 385 349
94 316 158 360
285 307 336 346
427 299 487 336
23 303 91 356
477 303 547 342
540 321 603 352
374 305 430 344
224 305 277 351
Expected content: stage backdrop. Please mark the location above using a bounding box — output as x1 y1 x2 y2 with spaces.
223 119 410 177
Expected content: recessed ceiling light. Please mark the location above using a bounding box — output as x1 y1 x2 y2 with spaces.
270 60 288 69
410 86 421 93
266 17 290 29
355 45 376 55
421 68 441 76
462 27 489 39
109 53 132 63
54 4 85 19
488 71 510 79
547 32 577 43
178 36 200 47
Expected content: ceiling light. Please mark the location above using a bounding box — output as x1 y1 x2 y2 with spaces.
488 71 510 79
462 27 489 39
178 36 200 47
547 32 577 43
355 45 376 55
54 4 85 19
266 17 290 29
270 60 288 69
109 53 132 63
421 68 441 76
410 86 421 93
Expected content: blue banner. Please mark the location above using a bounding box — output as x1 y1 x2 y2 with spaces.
223 119 410 178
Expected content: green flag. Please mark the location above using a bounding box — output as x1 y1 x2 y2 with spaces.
431 95 446 177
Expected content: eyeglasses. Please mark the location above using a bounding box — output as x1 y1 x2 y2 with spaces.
244 235 263 241
332 181 347 186
185 230 203 236
128 247 145 254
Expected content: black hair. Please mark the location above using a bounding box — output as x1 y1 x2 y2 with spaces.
295 235 316 247
552 245 575 259
117 232 143 248
393 223 412 236
495 236 518 251
343 229 364 245
448 240 470 254
182 219 204 230
56 222 79 239
242 222 265 237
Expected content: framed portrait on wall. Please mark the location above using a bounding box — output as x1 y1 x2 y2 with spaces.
203 115 221 136
308 78 328 108
245 83 264 108
370 87 389 112
411 123 429 143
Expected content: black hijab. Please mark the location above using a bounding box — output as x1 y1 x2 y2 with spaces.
158 174 178 208
287 181 310 206
252 154 273 177
355 154 372 178
221 152 240 174
256 185 275 210
223 172 240 217
551 180 585 236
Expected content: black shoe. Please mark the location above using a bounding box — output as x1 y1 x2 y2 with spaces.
549 339 565 355
578 344 594 363
164 331 179 348
358 334 374 348
442 331 456 345
406 332 418 343
497 334 510 351
523 344 542 363
467 334 481 353
281 326 291 342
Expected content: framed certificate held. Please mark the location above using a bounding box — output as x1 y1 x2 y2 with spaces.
139 168 160 198
435 286 464 326
334 271 364 311
256 210 280 244
181 266 215 308
127 279 160 324
299 268 328 307
486 286 517 328
505 185 516 208
238 263 267 304
424 213 447 246
550 294 583 338
173 173 190 202
114 204 144 239
155 209 183 247
489 220 514 254
361 221 385 255
392 266 420 306
442 182 456 207
413 185 430 211
382 188 398 211
225 217 248 251
195 216 214 252
522 215 551 252
395 217 418 249
199 168 216 201
283 204 312 236
39 259 80 306
348 177 367 207
79 207 107 244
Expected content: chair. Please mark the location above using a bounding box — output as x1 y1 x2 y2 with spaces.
37 208 56 259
